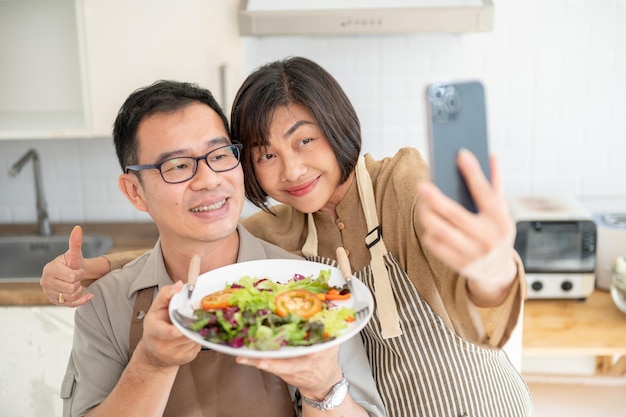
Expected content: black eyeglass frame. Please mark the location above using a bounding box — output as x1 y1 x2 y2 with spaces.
124 143 243 184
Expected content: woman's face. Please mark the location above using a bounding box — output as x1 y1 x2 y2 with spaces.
250 104 349 214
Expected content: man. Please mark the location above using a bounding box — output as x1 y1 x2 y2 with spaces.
59 80 384 417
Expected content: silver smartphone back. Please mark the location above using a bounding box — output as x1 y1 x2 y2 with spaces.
425 80 491 213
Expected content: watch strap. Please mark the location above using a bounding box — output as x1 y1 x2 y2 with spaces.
301 376 349 411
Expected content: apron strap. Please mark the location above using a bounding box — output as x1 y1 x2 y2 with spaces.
355 156 402 339
302 213 318 259
301 156 402 338
129 286 156 357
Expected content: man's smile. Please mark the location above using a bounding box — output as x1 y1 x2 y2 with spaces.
190 199 227 212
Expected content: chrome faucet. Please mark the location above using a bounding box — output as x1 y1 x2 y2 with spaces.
9 149 52 236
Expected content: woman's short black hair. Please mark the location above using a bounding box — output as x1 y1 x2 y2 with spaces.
231 56 361 212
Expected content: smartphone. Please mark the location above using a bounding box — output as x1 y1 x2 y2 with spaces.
425 80 491 213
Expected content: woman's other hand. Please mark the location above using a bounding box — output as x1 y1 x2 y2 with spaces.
418 150 517 307
40 225 102 306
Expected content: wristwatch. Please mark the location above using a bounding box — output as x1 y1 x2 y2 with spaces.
301 376 349 411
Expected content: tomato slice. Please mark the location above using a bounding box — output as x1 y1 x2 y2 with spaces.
200 288 238 310
274 289 322 319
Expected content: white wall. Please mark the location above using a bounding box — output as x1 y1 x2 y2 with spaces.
0 0 625 225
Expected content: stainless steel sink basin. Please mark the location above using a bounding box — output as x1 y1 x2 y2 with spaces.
0 234 113 281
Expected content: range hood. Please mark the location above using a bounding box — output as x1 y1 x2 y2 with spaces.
239 0 494 36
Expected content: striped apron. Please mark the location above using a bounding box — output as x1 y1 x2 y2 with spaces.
302 157 533 417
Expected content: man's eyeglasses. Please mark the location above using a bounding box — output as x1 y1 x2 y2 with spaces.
124 143 243 184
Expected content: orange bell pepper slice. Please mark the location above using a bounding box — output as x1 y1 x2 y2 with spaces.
324 288 351 301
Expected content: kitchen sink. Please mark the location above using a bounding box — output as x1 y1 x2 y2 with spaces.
0 234 113 281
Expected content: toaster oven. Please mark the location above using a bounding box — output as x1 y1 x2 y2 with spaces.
508 196 597 299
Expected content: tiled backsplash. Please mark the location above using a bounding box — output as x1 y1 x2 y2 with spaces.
1 0 624 224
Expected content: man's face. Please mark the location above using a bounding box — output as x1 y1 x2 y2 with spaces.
120 102 244 249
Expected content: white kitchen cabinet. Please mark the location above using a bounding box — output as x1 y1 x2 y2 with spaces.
0 0 243 139
0 0 84 139
81 0 243 137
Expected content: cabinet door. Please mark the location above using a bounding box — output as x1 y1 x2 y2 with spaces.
0 0 85 139
80 0 242 137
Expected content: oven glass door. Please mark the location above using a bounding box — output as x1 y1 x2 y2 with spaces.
515 220 596 272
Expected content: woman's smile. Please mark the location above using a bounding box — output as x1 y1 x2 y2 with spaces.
284 176 320 197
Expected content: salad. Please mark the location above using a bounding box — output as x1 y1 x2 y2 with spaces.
186 269 355 351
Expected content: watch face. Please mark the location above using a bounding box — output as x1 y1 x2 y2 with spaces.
302 377 349 411
328 380 349 408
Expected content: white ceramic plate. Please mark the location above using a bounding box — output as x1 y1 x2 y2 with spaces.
168 258 373 359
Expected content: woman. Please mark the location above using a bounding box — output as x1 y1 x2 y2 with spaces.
42 57 532 416
232 57 531 416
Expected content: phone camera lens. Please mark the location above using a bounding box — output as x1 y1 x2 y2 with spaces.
429 85 447 100
445 91 462 113
431 102 449 123
429 84 461 123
